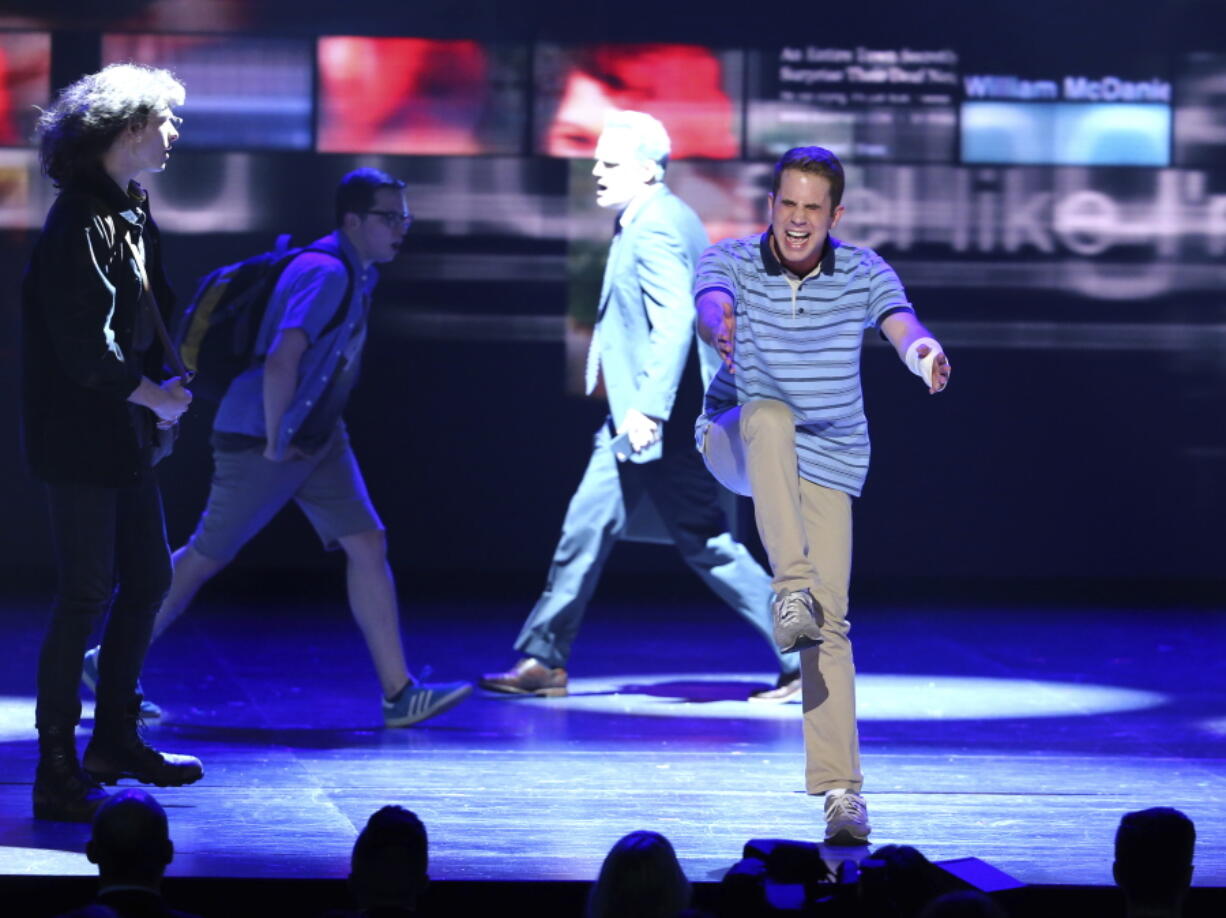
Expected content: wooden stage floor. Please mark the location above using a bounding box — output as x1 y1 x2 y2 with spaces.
0 592 1222 890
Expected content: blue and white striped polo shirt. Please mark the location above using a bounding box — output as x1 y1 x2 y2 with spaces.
694 231 914 497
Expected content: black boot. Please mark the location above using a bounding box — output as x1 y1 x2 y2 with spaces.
83 699 203 787
33 724 109 822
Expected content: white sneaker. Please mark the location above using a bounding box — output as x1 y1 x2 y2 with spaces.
824 790 871 846
772 590 822 653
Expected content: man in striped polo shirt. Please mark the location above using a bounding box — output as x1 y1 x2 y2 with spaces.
695 146 951 846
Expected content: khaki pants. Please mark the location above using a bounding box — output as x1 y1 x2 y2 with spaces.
702 399 862 794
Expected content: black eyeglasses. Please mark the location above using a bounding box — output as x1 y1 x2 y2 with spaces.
363 210 413 230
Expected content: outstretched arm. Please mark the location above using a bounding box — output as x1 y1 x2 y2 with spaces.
881 311 950 394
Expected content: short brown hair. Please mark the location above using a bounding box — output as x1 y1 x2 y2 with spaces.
772 146 845 207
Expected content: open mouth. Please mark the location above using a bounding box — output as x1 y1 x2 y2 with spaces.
783 229 811 247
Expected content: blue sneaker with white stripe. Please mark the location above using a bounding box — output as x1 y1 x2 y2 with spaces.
82 647 163 720
382 677 472 727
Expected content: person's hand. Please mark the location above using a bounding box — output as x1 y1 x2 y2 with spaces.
917 344 951 394
615 409 661 459
152 376 192 425
698 296 735 373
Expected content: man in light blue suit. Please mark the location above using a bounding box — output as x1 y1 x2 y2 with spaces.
480 112 797 701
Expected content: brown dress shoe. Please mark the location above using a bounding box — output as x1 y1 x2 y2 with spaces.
479 658 568 697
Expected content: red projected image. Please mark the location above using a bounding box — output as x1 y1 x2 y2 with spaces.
0 32 50 146
538 43 740 160
102 32 314 149
318 36 524 155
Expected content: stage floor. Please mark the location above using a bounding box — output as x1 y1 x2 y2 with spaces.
0 591 1222 888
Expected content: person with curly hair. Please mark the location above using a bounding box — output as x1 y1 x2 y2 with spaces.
22 62 203 823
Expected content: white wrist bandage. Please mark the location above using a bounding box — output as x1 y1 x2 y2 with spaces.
904 336 942 388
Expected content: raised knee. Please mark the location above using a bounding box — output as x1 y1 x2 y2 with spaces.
742 399 794 438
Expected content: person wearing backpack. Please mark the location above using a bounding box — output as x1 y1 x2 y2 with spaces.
22 64 204 822
83 168 472 728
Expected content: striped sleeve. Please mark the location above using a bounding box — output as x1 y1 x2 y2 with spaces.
864 249 914 328
693 241 738 303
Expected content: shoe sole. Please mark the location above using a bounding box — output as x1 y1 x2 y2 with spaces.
776 634 822 654
84 765 204 788
478 680 568 698
747 688 801 703
384 684 474 728
824 828 871 846
136 698 165 719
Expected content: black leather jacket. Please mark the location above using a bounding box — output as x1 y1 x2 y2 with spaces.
21 169 177 486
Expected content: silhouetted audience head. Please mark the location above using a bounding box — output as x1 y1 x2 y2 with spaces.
348 805 429 914
717 856 772 918
918 890 1006 918
861 845 958 917
588 830 691 918
1113 807 1195 915
85 789 173 888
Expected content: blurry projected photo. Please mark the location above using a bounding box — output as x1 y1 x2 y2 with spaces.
536 43 741 160
0 32 50 147
745 45 959 163
961 101 1170 166
1173 53 1226 167
317 37 527 155
102 33 313 149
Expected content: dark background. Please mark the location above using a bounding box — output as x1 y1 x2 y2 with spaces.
2 0 1224 606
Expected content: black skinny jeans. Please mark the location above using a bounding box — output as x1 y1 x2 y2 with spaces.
36 477 171 733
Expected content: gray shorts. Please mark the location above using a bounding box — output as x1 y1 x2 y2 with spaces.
190 427 382 563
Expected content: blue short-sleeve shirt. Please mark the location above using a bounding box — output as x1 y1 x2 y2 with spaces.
213 230 376 456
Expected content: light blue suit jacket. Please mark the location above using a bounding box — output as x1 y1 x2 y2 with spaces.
584 184 712 464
